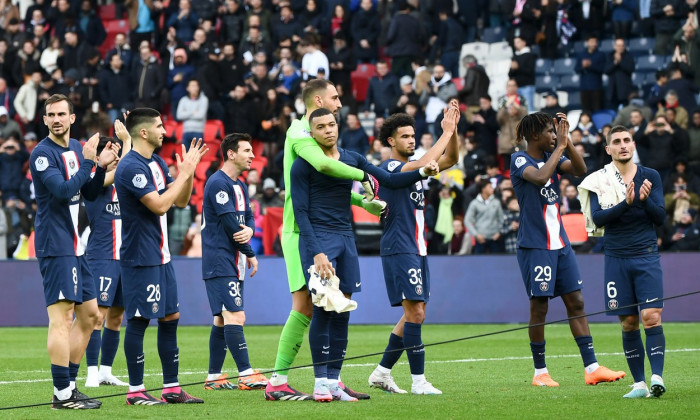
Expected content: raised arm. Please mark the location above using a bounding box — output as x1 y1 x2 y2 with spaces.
402 102 460 172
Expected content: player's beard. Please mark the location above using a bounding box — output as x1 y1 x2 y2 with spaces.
615 155 632 164
397 148 414 158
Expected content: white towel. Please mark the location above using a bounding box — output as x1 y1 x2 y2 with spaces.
577 163 627 237
307 266 357 313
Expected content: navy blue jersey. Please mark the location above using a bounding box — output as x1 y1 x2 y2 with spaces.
591 166 665 257
201 170 255 280
114 151 175 267
511 151 570 250
85 185 121 260
378 159 427 256
291 148 423 256
29 137 106 257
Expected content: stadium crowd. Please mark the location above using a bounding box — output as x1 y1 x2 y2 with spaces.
1 0 700 259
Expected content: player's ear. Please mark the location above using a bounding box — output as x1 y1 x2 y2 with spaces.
605 144 611 156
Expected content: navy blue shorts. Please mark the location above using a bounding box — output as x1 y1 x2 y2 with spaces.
517 245 582 299
121 263 179 319
381 253 431 307
88 259 123 308
300 231 361 295
205 277 245 315
39 255 96 306
604 254 663 316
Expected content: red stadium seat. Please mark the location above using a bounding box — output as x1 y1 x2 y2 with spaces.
251 139 264 158
99 19 128 58
203 119 225 142
250 156 268 175
163 119 183 143
351 63 376 102
562 213 588 245
201 139 221 163
98 4 117 20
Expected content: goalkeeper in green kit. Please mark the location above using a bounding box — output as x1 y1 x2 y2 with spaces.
264 79 382 401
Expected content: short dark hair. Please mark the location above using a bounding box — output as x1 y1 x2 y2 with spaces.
477 179 491 193
302 79 334 108
379 113 415 147
515 112 551 145
97 136 123 156
44 94 73 114
125 108 161 138
606 125 631 145
309 107 333 124
221 132 252 161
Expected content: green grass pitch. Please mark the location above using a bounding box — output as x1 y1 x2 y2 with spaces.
1 323 699 419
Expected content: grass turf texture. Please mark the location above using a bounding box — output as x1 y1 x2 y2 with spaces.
0 323 699 419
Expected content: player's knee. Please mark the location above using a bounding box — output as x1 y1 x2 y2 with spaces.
641 309 662 328
95 310 106 327
619 315 639 332
405 307 425 324
161 312 180 322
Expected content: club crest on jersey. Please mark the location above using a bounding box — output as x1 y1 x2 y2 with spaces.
100 291 109 302
132 174 147 188
415 285 423 295
216 190 229 205
608 299 619 310
234 297 242 307
69 160 76 169
539 282 549 292
35 156 49 171
515 156 527 168
152 302 159 313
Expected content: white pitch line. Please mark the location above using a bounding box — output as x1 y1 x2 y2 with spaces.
1 348 698 386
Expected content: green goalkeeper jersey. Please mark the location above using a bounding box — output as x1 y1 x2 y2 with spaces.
282 116 365 234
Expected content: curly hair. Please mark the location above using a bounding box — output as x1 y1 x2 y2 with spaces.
379 113 415 147
514 112 552 146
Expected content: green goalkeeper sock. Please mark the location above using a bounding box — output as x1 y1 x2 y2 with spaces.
273 310 311 376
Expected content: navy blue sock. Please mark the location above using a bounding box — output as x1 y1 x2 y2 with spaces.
68 362 80 383
124 317 149 386
403 322 424 375
100 328 120 367
157 319 180 385
51 364 70 392
86 330 101 367
575 335 597 367
622 329 646 382
327 311 350 380
208 325 226 374
645 326 665 377
309 306 330 379
379 333 405 370
530 341 546 369
224 324 251 373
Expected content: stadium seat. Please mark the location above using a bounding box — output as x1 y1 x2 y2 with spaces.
635 54 667 73
628 37 655 57
451 77 464 90
552 57 576 76
558 74 580 92
488 41 512 60
571 40 586 57
535 58 552 76
201 139 221 163
158 142 180 166
631 72 647 88
251 139 264 158
481 26 506 43
485 58 511 78
163 119 183 143
556 90 569 108
203 119 225 142
249 156 268 175
562 213 588 245
99 19 128 58
599 38 615 54
460 42 489 67
98 3 117 20
567 109 582 127
351 63 375 102
352 206 382 254
592 109 617 129
535 75 559 93
567 91 582 110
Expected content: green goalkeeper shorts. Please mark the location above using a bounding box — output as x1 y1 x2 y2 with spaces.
281 230 306 293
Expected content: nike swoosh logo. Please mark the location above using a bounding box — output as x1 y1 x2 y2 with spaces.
577 280 583 285
651 346 662 351
625 350 635 354
646 298 659 303
355 282 361 287
322 345 330 350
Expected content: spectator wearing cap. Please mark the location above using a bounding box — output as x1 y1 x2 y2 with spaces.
99 53 134 123
0 106 20 140
351 0 381 63
23 131 38 153
327 31 356 93
167 47 196 114
166 0 199 43
125 0 156 51
508 36 536 114
392 74 419 114
575 35 606 113
385 0 426 78
430 8 464 78
259 177 283 214
13 70 41 134
339 113 370 156
459 55 489 114
363 60 401 118
177 79 208 151
540 90 567 118
603 38 635 110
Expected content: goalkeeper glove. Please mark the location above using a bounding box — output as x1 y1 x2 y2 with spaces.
361 172 379 201
362 198 387 217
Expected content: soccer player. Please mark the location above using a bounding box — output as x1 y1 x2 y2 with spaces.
29 94 120 409
510 112 626 387
368 104 461 395
114 108 207 405
291 107 438 402
578 126 666 398
201 133 269 391
266 79 385 401
84 129 131 388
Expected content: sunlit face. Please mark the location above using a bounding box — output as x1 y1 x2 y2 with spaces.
229 140 254 171
140 116 166 148
44 100 75 138
310 113 339 149
606 130 635 164
389 125 416 158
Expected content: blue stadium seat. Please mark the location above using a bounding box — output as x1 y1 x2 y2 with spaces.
599 38 615 54
535 58 552 76
559 74 581 92
635 54 667 73
592 109 617 128
571 40 586 56
628 37 655 57
567 91 582 110
535 75 559 93
481 26 506 43
631 72 650 88
552 57 577 76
